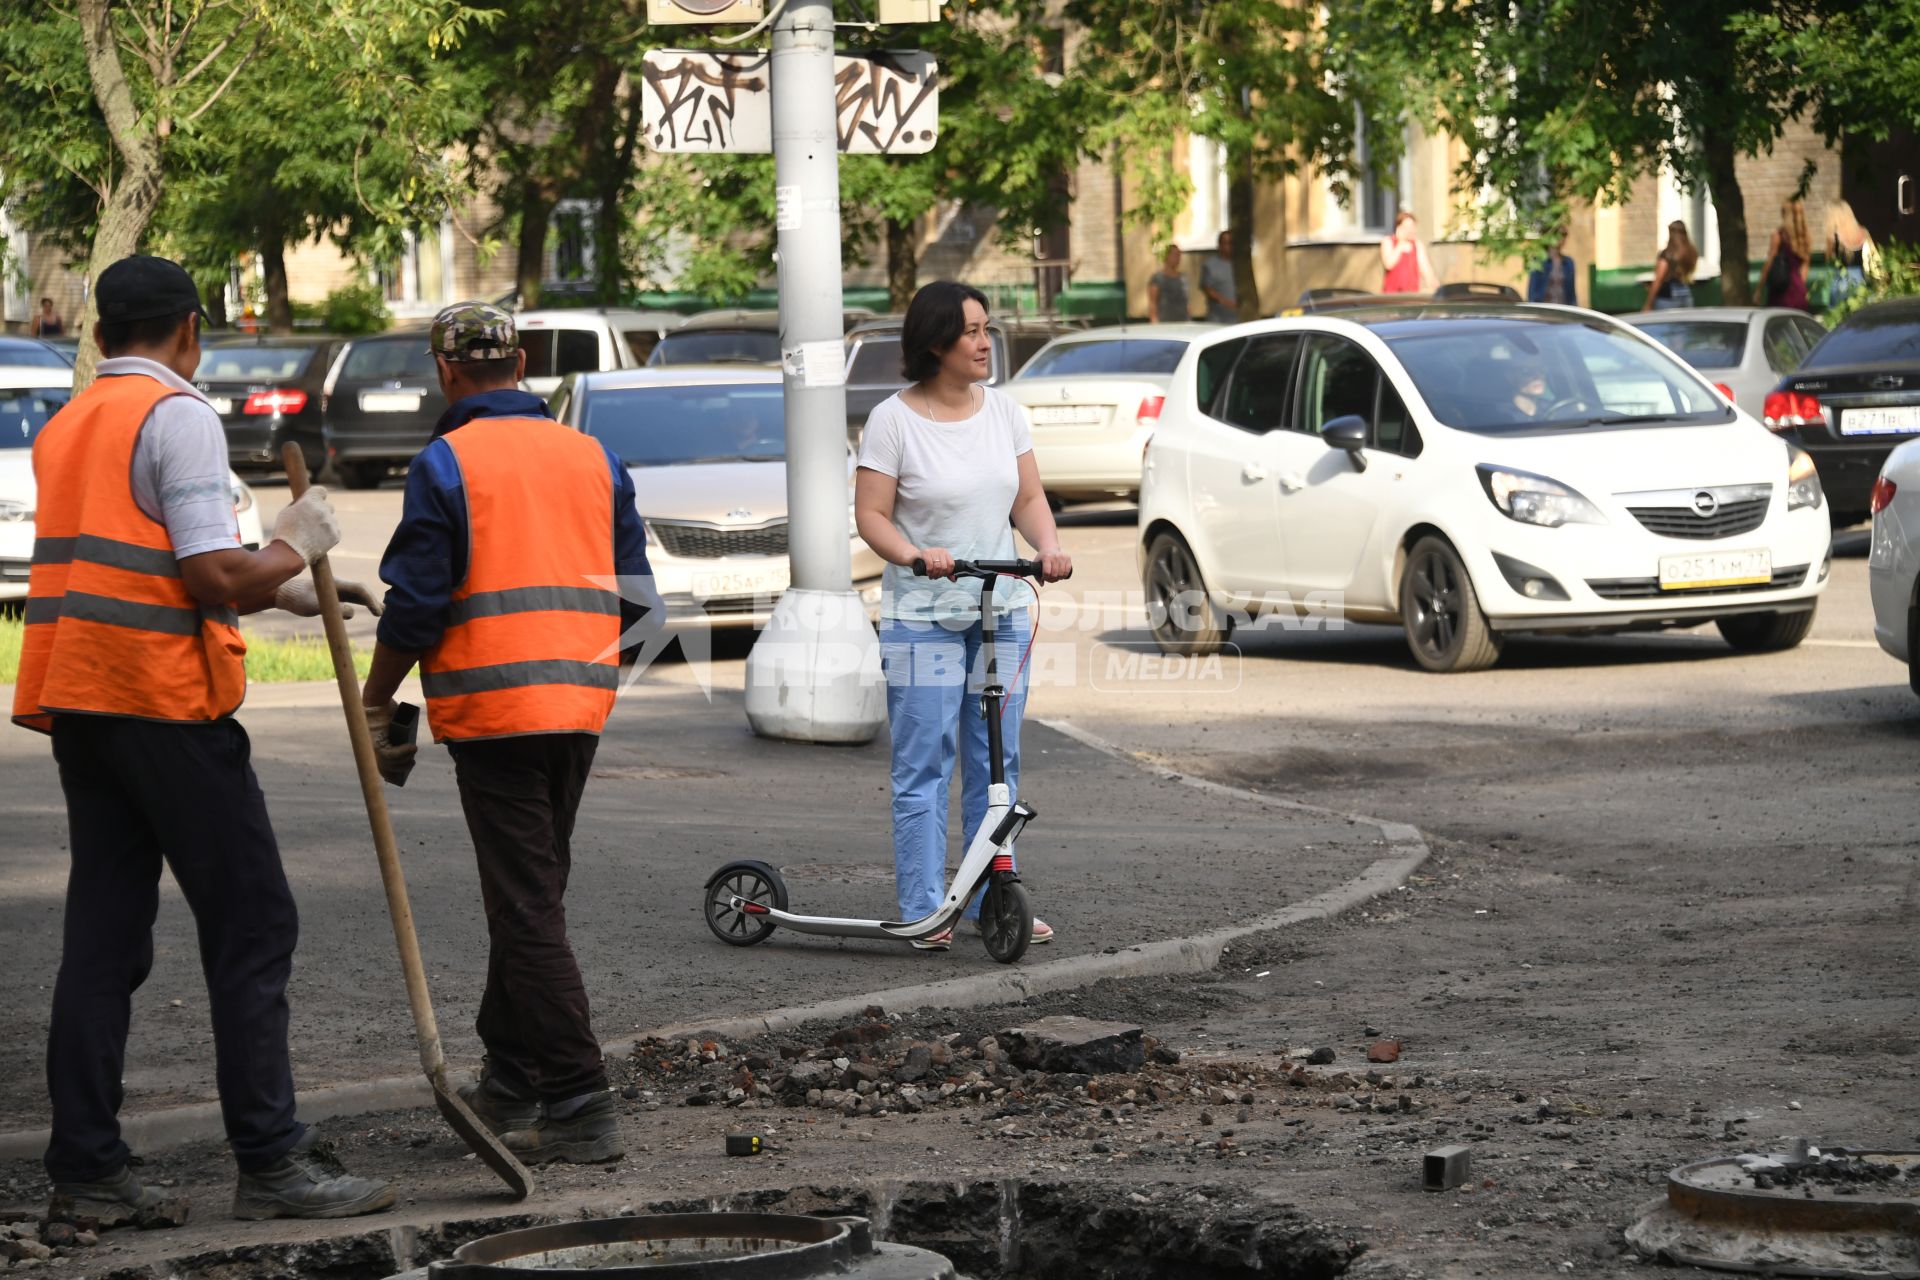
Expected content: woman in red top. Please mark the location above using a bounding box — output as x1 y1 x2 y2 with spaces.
1380 211 1434 294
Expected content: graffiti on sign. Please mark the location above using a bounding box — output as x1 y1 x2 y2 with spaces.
642 49 938 154
834 52 938 153
642 51 770 153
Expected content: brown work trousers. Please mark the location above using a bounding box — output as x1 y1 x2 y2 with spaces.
447 731 608 1102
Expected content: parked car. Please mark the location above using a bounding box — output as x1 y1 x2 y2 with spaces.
648 307 876 370
1764 298 1920 527
1622 307 1826 420
194 335 341 477
514 307 686 399
320 331 446 489
0 336 75 369
841 315 1080 438
1868 438 1920 695
1005 324 1215 503
549 367 884 628
1275 291 1418 317
1 369 263 602
1137 303 1831 673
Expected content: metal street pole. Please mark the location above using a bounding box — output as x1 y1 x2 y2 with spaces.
743 0 885 743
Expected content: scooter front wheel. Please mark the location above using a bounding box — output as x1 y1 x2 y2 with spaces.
704 859 787 947
979 878 1032 964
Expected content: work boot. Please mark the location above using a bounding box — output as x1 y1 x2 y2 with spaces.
48 1165 172 1228
500 1091 624 1166
457 1063 541 1137
232 1129 395 1221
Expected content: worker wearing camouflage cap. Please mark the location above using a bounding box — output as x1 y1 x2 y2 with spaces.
360 301 653 1165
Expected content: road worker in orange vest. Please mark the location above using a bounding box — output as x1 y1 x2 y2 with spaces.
359 302 654 1166
13 254 394 1224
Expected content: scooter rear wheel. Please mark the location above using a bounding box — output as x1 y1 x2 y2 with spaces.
980 879 1032 964
704 859 787 946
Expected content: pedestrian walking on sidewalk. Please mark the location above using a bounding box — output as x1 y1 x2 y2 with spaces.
1761 200 1812 312
1380 211 1436 294
13 254 392 1225
1645 221 1699 311
358 302 653 1166
853 281 1073 953
1201 230 1238 323
1148 245 1190 323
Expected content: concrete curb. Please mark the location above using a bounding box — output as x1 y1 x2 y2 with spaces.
0 718 1429 1163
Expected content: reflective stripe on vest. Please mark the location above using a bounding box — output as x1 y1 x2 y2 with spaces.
421 416 619 742
11 374 247 734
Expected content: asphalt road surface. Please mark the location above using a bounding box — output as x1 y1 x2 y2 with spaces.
4 484 1912 1146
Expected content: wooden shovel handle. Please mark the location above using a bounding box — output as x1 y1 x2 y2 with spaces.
283 445 447 1077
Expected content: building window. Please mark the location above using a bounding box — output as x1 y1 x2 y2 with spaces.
1184 133 1229 248
376 223 455 310
552 200 595 284
1314 109 1406 239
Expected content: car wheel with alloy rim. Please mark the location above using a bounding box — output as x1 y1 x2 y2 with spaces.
1143 531 1231 656
1399 536 1502 673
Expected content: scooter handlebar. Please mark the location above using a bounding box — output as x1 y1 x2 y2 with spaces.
910 556 1070 581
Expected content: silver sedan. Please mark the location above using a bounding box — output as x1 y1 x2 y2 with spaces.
1620 306 1827 420
548 367 884 629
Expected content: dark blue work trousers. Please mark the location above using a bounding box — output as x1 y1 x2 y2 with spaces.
44 714 303 1181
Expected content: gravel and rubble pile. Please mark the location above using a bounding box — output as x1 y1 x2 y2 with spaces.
612 1005 1445 1141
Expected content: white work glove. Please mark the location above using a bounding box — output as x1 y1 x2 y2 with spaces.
273 575 383 619
363 700 418 787
269 488 342 565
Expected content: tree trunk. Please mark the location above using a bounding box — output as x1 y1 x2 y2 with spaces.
75 0 165 390
1702 127 1751 306
887 216 919 311
1228 153 1260 319
595 94 643 306
517 183 553 310
262 238 293 335
203 276 229 330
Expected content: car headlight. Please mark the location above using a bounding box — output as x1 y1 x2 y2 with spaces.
1476 465 1606 528
1786 443 1824 512
0 498 32 523
230 482 254 514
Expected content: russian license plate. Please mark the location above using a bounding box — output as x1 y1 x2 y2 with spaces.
206 396 234 415
1658 548 1772 590
1839 405 1920 436
360 391 422 413
1032 405 1107 425
692 564 789 601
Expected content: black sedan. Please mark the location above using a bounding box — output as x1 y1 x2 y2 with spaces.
1765 298 1920 526
194 336 340 477
321 332 446 489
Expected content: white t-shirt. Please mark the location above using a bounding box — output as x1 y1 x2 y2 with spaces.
857 385 1032 622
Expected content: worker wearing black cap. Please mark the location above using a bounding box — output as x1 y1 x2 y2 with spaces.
14 255 393 1224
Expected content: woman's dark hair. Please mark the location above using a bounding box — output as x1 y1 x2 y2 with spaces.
900 280 989 382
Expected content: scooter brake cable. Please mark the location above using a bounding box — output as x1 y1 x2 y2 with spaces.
999 575 1043 721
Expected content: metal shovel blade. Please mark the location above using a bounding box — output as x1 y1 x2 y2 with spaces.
429 1065 534 1199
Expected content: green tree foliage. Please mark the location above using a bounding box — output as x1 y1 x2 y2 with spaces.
1063 0 1357 317
0 0 486 380
1325 0 1908 304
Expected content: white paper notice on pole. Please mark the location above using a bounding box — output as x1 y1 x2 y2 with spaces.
776 186 801 231
800 340 846 388
642 49 938 154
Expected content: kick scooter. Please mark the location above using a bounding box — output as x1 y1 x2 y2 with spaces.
702 557 1060 964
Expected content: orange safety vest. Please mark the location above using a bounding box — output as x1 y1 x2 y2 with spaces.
421 416 621 742
12 374 246 734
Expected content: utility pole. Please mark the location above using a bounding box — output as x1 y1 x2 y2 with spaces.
742 0 886 743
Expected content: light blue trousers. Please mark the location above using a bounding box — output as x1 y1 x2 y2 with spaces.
880 610 1031 923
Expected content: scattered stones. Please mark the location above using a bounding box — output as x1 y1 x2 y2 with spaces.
1367 1040 1403 1064
1307 1047 1337 1065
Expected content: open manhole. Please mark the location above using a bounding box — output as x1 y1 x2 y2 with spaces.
1626 1144 1920 1277
421 1212 952 1279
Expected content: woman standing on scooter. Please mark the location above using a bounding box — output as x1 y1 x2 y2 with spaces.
854 281 1073 952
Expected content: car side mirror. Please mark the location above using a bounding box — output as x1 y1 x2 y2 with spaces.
1322 414 1369 471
